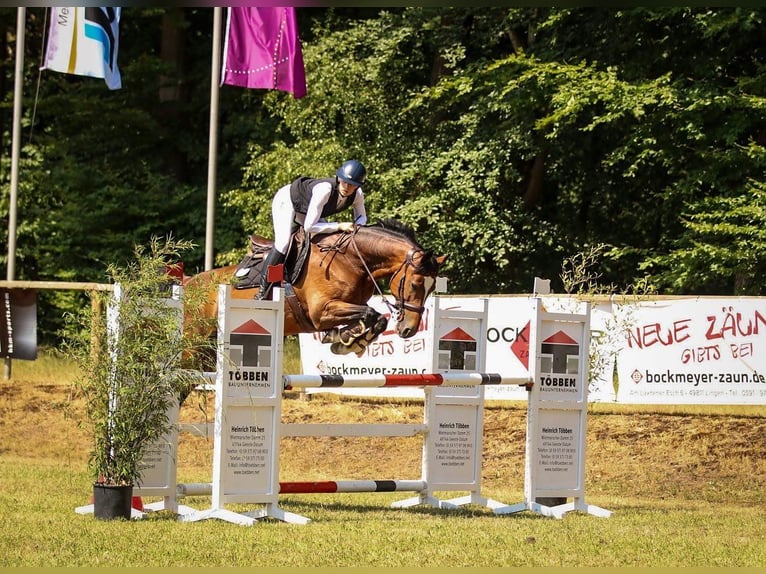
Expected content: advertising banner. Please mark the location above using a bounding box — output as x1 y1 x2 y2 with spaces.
614 298 766 405
300 295 766 405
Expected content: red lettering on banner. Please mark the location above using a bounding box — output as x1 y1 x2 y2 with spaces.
367 340 395 357
680 345 720 364
626 318 691 349
706 307 766 340
403 338 426 354
730 342 753 359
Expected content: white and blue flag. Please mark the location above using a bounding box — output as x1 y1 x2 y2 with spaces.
43 7 121 90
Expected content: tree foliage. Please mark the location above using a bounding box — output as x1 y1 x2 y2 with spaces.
0 8 764 342
226 7 766 295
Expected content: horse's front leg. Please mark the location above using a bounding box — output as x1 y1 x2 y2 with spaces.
311 300 378 332
326 315 387 356
341 314 388 357
318 305 388 356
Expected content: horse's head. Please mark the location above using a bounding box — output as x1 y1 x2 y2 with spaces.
390 247 448 338
315 219 448 349
365 219 449 338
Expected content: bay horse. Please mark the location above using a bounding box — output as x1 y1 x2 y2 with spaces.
183 219 447 360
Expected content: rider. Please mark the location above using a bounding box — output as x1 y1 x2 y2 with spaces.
257 159 368 299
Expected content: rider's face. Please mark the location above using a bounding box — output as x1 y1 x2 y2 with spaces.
338 180 359 197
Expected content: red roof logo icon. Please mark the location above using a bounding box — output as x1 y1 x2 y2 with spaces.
233 319 270 335
440 327 475 342
510 321 531 370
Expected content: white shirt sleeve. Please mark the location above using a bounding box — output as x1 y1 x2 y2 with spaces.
303 182 367 234
302 182 335 234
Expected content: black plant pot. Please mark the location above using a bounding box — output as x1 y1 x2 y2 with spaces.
93 483 133 520
535 497 567 507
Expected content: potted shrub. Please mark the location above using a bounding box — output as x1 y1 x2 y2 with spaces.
65 237 213 520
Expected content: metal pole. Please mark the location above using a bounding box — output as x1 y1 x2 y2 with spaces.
4 8 26 380
204 7 222 271
7 7 24 283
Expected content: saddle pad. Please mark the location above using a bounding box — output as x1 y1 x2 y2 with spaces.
232 253 264 290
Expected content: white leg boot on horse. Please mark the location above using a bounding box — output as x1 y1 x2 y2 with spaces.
256 248 285 300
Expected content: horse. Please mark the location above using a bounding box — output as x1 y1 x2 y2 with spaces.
183 219 447 361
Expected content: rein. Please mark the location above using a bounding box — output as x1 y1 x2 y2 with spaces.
349 232 426 322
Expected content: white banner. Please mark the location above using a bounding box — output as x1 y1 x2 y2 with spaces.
614 298 766 404
299 295 766 405
299 296 602 402
299 297 434 399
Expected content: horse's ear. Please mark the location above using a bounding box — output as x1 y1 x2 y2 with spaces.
436 254 448 267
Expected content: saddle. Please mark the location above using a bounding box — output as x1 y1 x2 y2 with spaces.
232 227 311 290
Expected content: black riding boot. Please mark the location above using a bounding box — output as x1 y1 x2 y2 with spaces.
256 248 285 300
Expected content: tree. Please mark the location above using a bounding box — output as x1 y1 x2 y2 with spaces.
0 8 255 340
225 7 766 295
1 7 765 349
642 180 766 295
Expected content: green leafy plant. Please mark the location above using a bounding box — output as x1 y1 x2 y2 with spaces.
560 243 656 398
64 236 213 486
641 179 766 295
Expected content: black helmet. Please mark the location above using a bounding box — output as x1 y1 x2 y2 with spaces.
336 159 366 187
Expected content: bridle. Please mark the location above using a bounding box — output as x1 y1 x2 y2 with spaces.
318 228 433 323
349 234 429 323
388 248 429 318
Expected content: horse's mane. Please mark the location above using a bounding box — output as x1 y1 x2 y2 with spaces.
366 219 441 276
369 218 419 245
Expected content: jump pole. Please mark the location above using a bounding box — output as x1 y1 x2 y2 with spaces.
283 372 508 387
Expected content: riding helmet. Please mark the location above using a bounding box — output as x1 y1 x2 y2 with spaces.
336 159 367 187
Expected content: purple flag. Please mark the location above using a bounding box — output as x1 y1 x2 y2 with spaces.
222 7 307 99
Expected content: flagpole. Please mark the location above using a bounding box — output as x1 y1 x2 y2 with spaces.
205 7 222 271
4 8 25 380
7 7 25 283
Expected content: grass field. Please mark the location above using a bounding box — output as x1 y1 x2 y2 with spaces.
1 350 766 567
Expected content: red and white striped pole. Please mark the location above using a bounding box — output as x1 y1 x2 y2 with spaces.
283 372 529 389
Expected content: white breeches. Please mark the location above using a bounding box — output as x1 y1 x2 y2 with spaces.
272 184 295 254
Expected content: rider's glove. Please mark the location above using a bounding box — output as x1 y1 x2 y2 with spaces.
337 222 355 233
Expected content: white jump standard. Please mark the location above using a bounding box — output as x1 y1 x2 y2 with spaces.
181 286 518 525
171 285 609 524
493 300 611 519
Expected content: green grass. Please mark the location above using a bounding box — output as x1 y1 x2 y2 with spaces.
2 457 765 567
2 350 766 567
7 348 79 383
